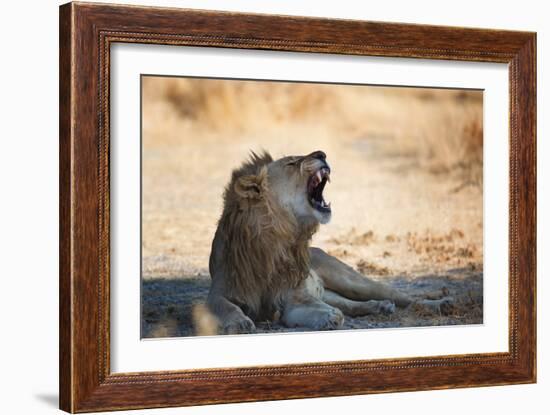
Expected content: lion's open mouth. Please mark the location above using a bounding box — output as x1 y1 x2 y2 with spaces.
307 167 331 213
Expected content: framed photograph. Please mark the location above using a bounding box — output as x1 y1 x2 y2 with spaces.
59 2 536 412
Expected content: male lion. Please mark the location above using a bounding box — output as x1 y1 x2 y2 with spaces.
207 150 451 334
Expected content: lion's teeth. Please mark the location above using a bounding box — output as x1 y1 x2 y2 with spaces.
316 171 322 182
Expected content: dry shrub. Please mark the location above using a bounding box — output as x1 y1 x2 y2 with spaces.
405 229 482 266
356 259 390 276
147 318 178 338
392 90 483 177
328 228 376 246
143 77 482 178
326 247 351 259
192 304 219 336
145 77 339 132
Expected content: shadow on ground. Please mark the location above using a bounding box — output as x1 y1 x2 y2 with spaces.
141 268 482 338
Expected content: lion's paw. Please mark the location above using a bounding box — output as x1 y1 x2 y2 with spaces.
312 307 344 330
222 315 256 335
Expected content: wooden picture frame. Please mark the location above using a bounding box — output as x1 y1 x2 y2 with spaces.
59 2 536 412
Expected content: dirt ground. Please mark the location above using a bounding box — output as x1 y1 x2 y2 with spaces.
140 77 483 338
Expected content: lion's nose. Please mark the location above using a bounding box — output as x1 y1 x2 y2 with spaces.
308 150 326 161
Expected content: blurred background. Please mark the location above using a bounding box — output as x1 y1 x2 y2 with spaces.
141 76 483 337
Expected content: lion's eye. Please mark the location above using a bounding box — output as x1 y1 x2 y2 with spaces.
285 157 302 167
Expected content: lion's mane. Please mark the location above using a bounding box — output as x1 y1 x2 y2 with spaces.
209 151 318 320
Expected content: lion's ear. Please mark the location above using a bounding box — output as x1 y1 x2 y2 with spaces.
234 167 267 200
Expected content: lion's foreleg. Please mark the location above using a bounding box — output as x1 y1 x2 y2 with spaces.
310 247 412 307
322 290 395 317
282 293 344 330
281 272 344 330
206 287 256 335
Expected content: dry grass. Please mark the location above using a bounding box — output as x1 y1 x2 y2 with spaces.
140 76 484 337
143 77 482 174
141 75 483 276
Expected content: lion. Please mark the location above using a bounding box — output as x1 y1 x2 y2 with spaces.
207 150 452 334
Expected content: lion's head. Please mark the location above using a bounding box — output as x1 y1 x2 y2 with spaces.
233 150 332 226
264 150 332 225
209 150 332 320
